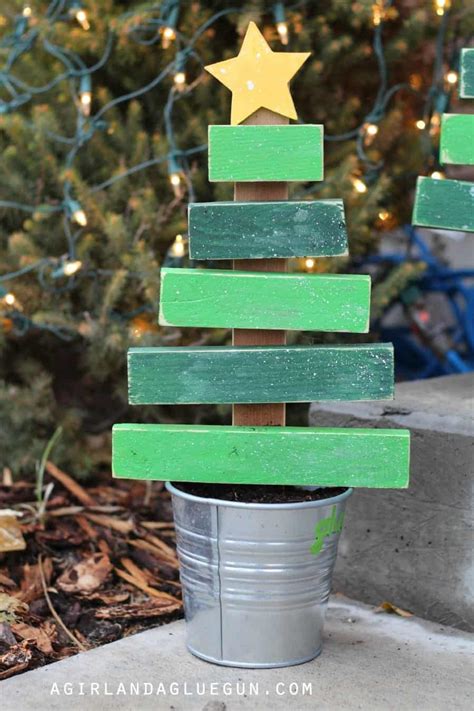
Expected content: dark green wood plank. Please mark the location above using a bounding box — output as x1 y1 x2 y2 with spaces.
460 48 474 99
208 125 324 182
440 114 474 165
128 344 394 404
412 177 474 232
159 268 371 333
188 200 348 260
112 423 410 488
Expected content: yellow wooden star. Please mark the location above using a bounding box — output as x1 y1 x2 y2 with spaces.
205 22 310 125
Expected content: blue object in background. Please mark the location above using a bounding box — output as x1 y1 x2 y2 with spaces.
359 226 474 380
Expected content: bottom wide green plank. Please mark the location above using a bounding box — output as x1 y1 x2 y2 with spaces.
112 424 410 488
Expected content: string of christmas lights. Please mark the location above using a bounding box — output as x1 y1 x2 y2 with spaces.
0 0 462 338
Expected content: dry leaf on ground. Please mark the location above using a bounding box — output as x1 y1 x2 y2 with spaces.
96 600 181 620
11 621 57 655
57 553 112 595
0 594 28 623
0 514 26 552
375 601 413 617
0 639 32 670
19 559 53 603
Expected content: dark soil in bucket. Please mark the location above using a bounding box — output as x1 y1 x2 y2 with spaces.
172 482 348 504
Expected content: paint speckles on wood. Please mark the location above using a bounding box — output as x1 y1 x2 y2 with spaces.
412 177 474 233
188 200 348 260
440 114 474 165
208 125 324 182
112 424 410 488
127 344 394 404
159 268 371 332
460 48 474 99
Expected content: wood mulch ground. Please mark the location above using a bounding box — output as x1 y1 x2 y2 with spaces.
0 463 183 680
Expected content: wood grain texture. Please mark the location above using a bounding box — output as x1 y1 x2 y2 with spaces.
188 199 348 260
112 423 410 488
159 267 371 333
460 48 474 99
127 344 394 404
232 108 288 426
412 176 474 232
208 124 324 182
440 114 474 165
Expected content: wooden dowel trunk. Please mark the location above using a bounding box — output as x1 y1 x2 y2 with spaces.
232 108 288 427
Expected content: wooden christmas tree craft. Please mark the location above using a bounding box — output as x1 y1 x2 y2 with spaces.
413 48 474 232
112 22 410 489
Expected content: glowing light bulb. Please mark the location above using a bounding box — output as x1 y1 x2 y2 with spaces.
445 70 458 85
305 258 315 269
416 119 426 130
378 209 390 222
430 170 445 180
435 0 450 16
276 21 289 45
273 3 289 45
73 208 87 226
75 9 90 30
352 178 368 194
366 123 379 137
4 292 15 306
174 71 186 89
168 153 183 197
22 5 32 17
170 234 187 258
80 90 91 116
429 113 441 134
63 260 83 276
372 4 382 26
409 73 423 90
162 26 176 49
169 172 183 198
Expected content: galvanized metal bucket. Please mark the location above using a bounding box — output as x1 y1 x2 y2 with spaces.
166 483 352 668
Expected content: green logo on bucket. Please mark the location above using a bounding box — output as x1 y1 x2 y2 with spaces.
310 506 345 555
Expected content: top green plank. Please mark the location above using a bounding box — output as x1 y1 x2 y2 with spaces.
208 124 324 182
460 48 474 99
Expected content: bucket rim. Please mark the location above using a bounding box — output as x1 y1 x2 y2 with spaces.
165 481 353 510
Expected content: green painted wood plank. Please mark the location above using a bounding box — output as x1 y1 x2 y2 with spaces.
128 344 394 404
460 48 474 99
440 114 474 165
159 268 370 333
412 177 474 233
208 125 324 182
188 200 348 260
112 424 410 488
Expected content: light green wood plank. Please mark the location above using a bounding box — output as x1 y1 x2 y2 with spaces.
188 200 348 260
460 48 474 99
412 177 474 232
208 125 324 182
159 268 370 333
112 424 410 488
440 114 474 165
128 344 394 404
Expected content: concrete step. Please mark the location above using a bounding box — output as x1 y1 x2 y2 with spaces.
309 373 474 631
1 595 472 710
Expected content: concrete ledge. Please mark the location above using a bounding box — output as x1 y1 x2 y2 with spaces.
309 373 474 631
1 596 472 710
